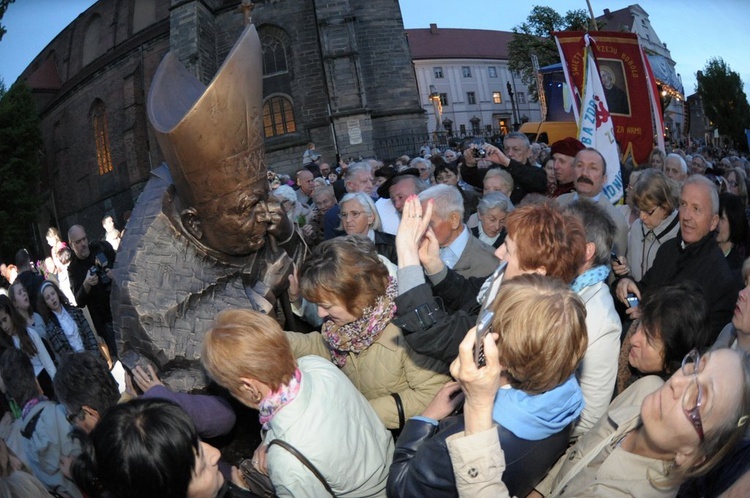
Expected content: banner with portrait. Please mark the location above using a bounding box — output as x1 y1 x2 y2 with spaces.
554 31 664 167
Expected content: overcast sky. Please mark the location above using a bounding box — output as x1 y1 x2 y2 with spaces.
1 0 748 97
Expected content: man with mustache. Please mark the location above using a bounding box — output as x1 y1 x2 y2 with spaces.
557 148 629 259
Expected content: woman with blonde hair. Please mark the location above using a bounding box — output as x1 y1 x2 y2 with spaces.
202 308 393 497
289 235 450 430
387 274 588 498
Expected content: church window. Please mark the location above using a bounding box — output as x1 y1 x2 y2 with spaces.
263 95 296 137
91 101 113 175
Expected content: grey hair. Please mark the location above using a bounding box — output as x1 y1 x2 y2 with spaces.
563 199 617 267
390 174 425 194
478 192 514 216
418 184 464 220
271 185 297 205
683 175 720 215
484 168 514 192
666 153 688 174
345 161 372 181
410 157 432 171
503 132 530 148
340 192 382 231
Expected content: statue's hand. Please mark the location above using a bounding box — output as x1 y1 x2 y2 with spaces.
263 199 293 242
256 246 293 299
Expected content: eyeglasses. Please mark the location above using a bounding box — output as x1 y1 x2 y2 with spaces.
66 407 84 425
681 349 705 441
339 210 363 220
640 206 659 217
728 180 739 188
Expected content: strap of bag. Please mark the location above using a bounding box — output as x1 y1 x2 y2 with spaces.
21 409 44 439
392 392 405 430
268 439 336 497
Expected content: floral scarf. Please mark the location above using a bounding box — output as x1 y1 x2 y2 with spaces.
258 367 302 430
322 278 397 367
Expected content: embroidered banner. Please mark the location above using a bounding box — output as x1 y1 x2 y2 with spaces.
554 31 663 168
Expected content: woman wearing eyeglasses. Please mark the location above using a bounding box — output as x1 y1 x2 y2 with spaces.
287 235 450 430
448 331 750 498
338 192 397 264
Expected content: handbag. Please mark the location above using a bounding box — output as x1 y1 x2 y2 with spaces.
239 439 336 497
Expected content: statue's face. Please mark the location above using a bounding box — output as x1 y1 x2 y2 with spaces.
194 175 270 256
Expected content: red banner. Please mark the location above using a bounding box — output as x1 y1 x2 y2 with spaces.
554 31 662 166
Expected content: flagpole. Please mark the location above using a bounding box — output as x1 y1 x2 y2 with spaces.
585 0 598 31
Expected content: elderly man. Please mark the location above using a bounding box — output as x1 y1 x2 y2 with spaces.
616 175 739 338
323 161 374 239
375 170 423 235
664 153 688 183
461 133 547 205
418 184 498 279
295 169 316 208
550 137 586 197
557 148 629 258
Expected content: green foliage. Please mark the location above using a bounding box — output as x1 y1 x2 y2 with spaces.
697 58 750 151
0 81 43 259
508 6 590 101
0 0 17 42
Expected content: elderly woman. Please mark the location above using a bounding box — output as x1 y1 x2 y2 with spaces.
72 398 251 498
482 168 514 197
469 192 513 249
287 236 450 430
36 281 100 357
617 281 713 394
725 167 748 205
271 184 310 226
612 169 680 281
339 192 397 264
388 274 588 498
447 332 750 497
202 309 393 496
305 185 337 247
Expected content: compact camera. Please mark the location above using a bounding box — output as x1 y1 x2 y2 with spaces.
473 148 487 159
89 252 112 287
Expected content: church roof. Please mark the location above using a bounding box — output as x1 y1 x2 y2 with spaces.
596 6 636 32
406 26 513 60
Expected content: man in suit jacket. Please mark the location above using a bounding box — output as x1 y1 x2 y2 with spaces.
419 185 498 279
557 148 629 259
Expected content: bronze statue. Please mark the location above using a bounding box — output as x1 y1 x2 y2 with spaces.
111 25 304 391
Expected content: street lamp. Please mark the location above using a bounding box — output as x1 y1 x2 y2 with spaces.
429 84 443 132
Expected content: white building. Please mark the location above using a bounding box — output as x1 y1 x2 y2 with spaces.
406 25 543 138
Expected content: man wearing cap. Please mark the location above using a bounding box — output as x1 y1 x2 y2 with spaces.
376 169 423 235
550 137 586 197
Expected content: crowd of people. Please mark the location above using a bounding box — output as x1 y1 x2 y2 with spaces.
0 135 749 497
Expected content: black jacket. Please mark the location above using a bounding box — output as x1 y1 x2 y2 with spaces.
387 416 571 498
373 230 397 265
461 158 547 205
637 231 740 339
393 269 491 364
67 240 116 335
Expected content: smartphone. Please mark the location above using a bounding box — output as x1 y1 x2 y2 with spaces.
626 293 640 308
610 252 621 265
474 309 495 367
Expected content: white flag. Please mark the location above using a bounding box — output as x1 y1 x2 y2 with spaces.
577 35 623 203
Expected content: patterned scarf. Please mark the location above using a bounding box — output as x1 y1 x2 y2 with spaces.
322 278 397 367
258 367 302 430
569 265 611 293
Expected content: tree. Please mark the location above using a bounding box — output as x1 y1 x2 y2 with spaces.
0 0 17 42
697 58 750 151
508 6 590 101
0 81 43 260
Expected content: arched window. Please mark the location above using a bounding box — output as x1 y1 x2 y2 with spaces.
91 100 113 175
262 36 288 76
263 95 296 138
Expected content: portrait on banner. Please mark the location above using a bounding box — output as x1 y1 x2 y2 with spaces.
598 59 630 116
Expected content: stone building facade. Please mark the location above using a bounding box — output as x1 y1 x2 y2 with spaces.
19 0 424 246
